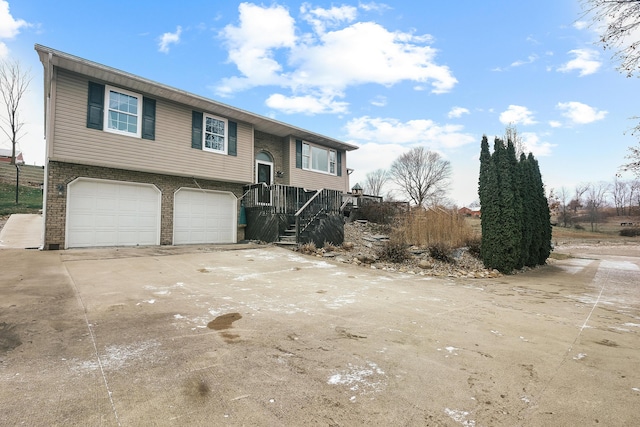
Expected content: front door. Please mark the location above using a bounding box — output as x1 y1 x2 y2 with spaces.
256 160 273 204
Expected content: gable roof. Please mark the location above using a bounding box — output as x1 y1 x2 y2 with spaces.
35 44 358 152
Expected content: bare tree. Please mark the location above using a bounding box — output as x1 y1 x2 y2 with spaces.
586 181 610 231
582 0 640 78
611 177 630 215
364 169 389 197
0 59 32 165
389 147 451 208
621 144 640 176
504 123 526 158
630 179 640 213
556 186 573 227
570 183 589 213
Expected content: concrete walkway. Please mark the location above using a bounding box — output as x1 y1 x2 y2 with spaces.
0 213 43 249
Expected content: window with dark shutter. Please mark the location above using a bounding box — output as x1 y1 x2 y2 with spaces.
228 121 237 156
337 151 342 176
295 139 302 168
141 97 156 140
87 82 104 130
192 111 203 149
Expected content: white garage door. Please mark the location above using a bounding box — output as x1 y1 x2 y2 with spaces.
66 178 161 248
173 188 237 245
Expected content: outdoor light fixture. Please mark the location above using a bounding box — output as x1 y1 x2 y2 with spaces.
57 184 65 196
276 170 284 178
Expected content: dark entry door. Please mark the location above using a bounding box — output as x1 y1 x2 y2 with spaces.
257 161 272 204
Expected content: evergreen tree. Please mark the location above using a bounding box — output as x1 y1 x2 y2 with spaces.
478 136 499 268
518 153 533 267
478 137 552 273
506 140 524 270
529 154 552 264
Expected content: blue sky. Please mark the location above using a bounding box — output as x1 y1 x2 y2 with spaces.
1 0 639 205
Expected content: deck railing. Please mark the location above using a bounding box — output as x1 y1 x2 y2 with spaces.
243 184 344 243
243 184 342 215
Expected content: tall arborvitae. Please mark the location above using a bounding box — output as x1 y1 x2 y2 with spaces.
478 136 499 268
529 154 552 264
492 138 522 273
478 138 551 273
518 153 533 267
506 140 524 270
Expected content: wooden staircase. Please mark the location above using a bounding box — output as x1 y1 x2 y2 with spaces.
275 221 298 248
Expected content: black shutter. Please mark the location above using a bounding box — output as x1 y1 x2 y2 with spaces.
87 82 104 130
192 111 203 149
228 121 237 156
337 151 342 176
295 139 302 168
141 97 156 140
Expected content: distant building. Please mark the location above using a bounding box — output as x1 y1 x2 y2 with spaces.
458 207 481 217
0 148 24 164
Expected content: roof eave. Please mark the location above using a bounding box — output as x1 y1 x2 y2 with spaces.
35 44 358 152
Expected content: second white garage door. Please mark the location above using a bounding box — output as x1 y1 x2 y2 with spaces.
173 188 237 245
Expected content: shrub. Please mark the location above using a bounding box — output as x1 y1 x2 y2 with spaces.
298 242 317 254
376 241 411 263
620 228 640 237
323 241 338 252
357 201 402 224
464 237 481 259
573 223 585 230
428 242 454 263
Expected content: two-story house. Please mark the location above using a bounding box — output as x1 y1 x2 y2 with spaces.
36 45 357 250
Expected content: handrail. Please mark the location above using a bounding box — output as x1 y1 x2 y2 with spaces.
340 195 353 211
294 188 323 217
239 182 268 201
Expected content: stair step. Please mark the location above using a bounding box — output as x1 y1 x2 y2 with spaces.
274 241 298 248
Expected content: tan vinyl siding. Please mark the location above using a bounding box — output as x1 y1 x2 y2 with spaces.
287 137 349 192
52 69 253 183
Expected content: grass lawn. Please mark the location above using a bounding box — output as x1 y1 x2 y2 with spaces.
0 182 43 216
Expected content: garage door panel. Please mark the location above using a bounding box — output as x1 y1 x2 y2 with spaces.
173 189 236 245
67 179 161 248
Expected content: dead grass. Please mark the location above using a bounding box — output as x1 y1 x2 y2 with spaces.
393 208 475 248
466 215 640 242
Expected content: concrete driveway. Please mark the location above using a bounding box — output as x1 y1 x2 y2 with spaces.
0 214 43 249
0 241 639 426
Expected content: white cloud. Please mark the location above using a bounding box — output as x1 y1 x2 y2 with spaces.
556 101 607 124
216 3 457 112
0 0 27 38
266 93 348 114
301 3 357 34
511 54 538 67
0 0 29 58
217 3 296 95
548 120 562 128
573 21 589 31
370 95 387 107
358 2 392 13
290 22 456 93
558 49 601 76
158 26 182 53
345 116 475 149
499 105 537 126
521 132 556 157
447 107 469 119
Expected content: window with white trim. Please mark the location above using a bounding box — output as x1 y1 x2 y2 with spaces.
104 85 142 138
302 142 337 175
203 114 228 154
